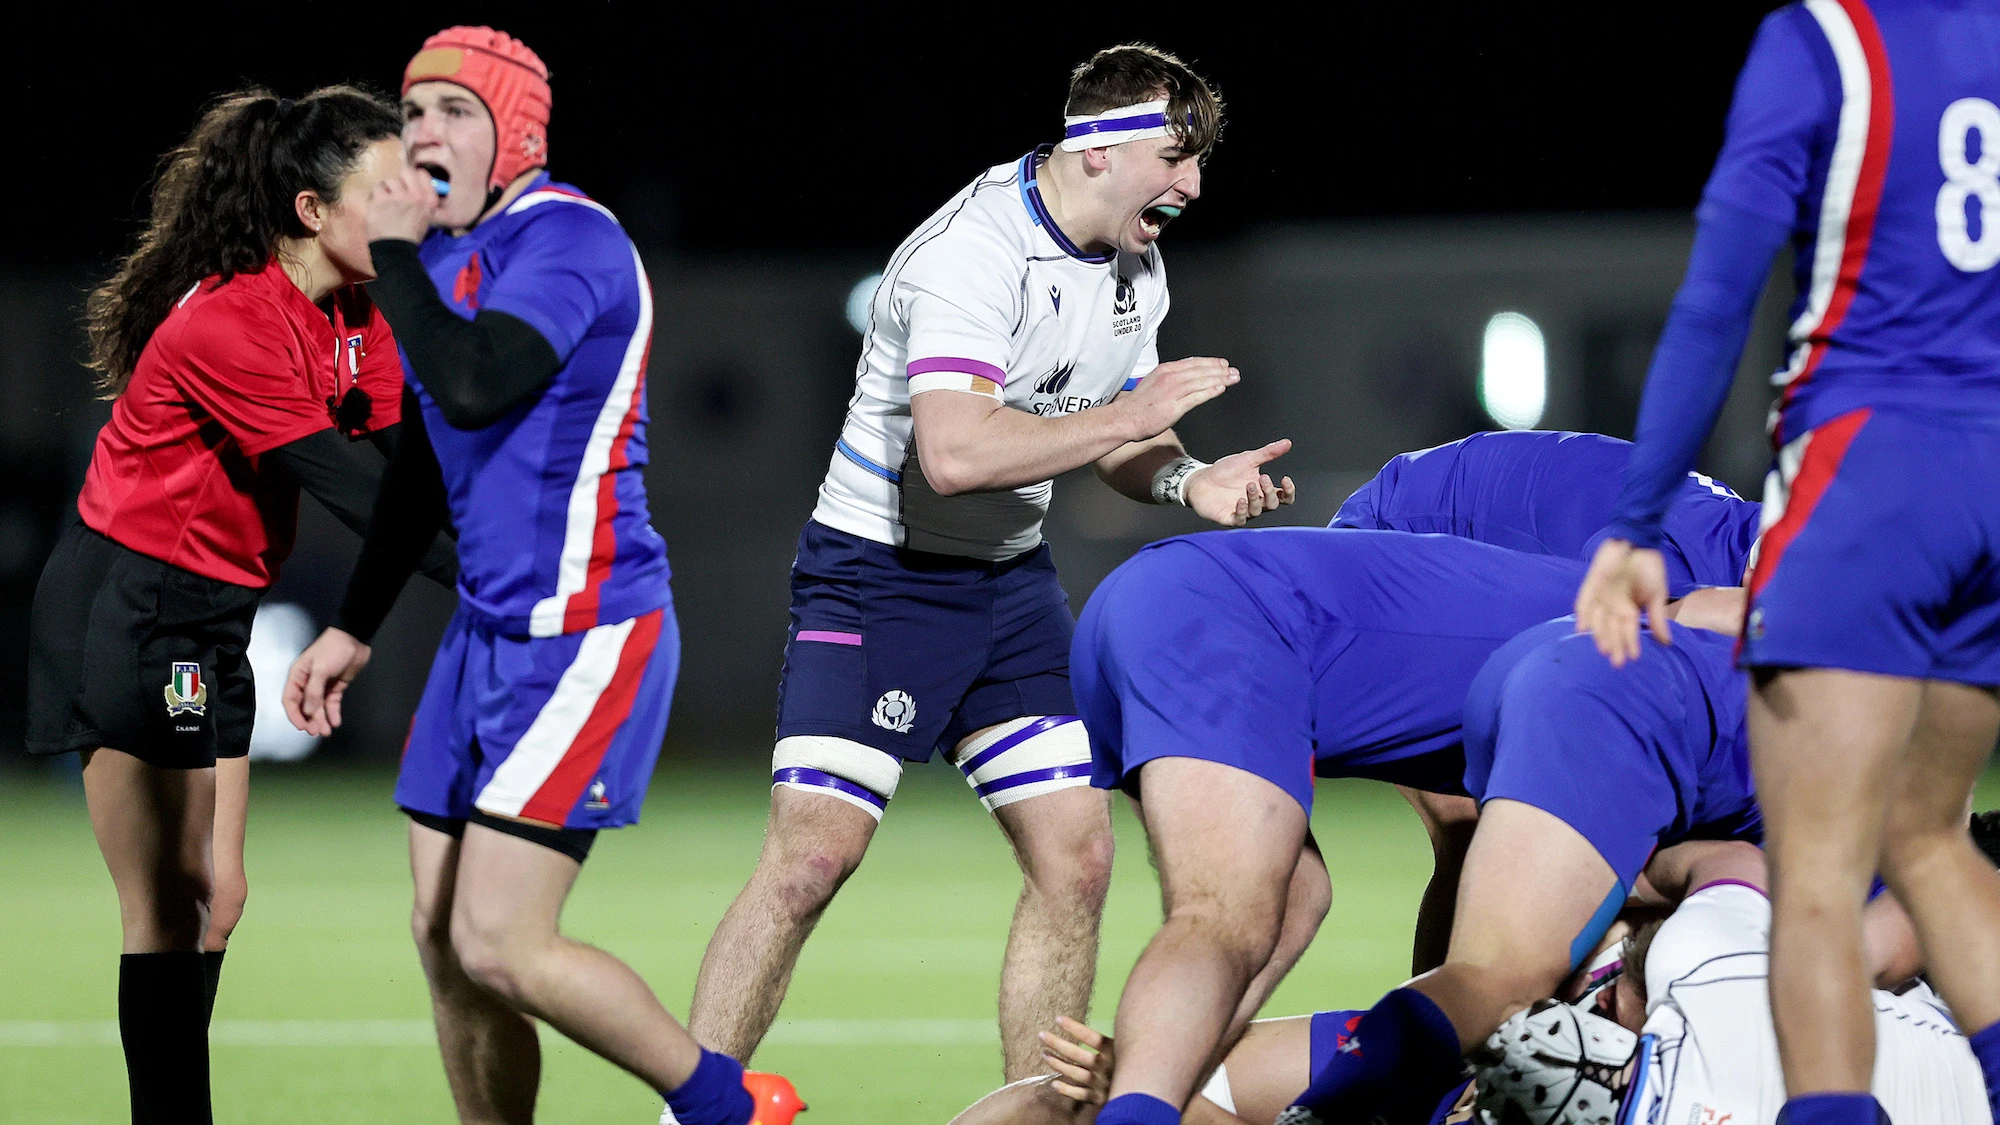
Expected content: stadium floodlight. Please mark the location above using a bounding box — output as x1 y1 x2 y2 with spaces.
846 273 883 335
1480 311 1547 431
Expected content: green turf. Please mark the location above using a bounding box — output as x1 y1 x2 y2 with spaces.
0 758 1441 1124
10 761 1995 1124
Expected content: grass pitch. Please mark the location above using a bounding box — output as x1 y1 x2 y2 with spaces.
12 758 1983 1124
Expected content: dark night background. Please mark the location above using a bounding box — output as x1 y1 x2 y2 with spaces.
1 4 1792 762
11 4 1770 265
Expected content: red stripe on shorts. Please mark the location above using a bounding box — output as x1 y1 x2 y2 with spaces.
518 608 664 825
1747 408 1871 602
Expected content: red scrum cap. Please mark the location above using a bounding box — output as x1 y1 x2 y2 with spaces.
403 27 551 192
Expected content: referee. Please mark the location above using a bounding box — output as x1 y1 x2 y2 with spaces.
27 86 451 1123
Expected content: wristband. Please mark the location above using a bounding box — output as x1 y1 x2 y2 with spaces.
1151 455 1208 506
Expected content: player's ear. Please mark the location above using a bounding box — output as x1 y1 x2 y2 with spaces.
293 190 324 235
1082 146 1114 173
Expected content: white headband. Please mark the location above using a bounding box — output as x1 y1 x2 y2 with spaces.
1060 100 1172 151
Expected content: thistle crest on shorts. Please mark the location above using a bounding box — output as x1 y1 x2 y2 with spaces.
871 690 916 734
165 661 208 717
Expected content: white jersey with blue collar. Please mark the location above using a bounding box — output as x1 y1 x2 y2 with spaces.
1623 884 1989 1125
811 146 1169 562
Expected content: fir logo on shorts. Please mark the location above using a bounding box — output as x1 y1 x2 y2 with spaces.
871 690 917 734
164 662 208 718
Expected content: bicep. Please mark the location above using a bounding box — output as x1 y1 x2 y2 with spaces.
910 385 1006 449
482 213 637 361
1700 9 1837 226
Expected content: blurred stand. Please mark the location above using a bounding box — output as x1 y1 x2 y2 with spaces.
0 214 1790 765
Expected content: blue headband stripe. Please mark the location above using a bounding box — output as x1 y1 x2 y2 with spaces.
1063 112 1169 140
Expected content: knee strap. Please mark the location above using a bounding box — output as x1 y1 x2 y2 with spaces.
771 736 903 822
948 716 1092 813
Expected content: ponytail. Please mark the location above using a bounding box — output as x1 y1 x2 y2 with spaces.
85 85 402 395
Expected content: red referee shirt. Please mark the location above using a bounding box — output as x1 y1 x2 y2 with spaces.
77 262 404 588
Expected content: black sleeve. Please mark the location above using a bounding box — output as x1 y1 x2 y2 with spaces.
330 389 456 644
366 239 564 430
266 428 457 590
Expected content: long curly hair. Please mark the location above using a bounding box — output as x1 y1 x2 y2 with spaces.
85 85 402 396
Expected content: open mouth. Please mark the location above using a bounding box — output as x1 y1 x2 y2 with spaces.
1138 203 1183 238
420 163 452 197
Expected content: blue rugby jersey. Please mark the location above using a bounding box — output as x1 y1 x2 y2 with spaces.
412 173 669 636
1332 431 1761 590
1716 0 2000 442
1172 528 1585 777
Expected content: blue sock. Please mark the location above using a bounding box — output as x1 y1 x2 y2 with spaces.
1775 1092 1892 1125
663 1049 754 1125
1293 988 1463 1121
1970 1020 2000 1121
1096 1092 1180 1125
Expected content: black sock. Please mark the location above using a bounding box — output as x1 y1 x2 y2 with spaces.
201 950 225 1025
118 952 212 1125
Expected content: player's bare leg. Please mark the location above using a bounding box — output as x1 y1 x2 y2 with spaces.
992 783 1116 1080
1749 667 1919 1096
205 754 249 951
689 783 878 1060
1406 799 1620 1047
448 824 705 1090
84 748 216 954
410 820 541 1125
1399 787 1478 974
1880 679 2000 1034
1104 757 1307 1108
1211 839 1329 1070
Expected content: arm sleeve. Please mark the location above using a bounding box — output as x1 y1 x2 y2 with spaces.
364 239 564 430
1603 11 1832 546
330 388 455 642
898 238 1019 401
265 427 458 591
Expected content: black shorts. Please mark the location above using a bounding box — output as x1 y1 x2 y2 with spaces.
27 520 261 769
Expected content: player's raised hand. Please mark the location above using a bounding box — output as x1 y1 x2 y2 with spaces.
1574 538 1671 666
1118 357 1240 440
366 162 441 246
283 627 371 737
1188 439 1298 527
1039 1016 1114 1105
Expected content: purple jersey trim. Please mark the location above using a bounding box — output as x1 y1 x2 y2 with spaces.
907 355 1008 384
1691 877 1768 898
796 630 863 646
773 766 888 808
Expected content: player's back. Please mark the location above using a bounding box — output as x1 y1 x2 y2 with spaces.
1332 430 1759 590
1167 527 1585 778
414 177 669 637
1746 0 2000 439
1633 885 1990 1125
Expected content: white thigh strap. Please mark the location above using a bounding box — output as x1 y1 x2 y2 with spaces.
772 736 905 822
948 716 1092 812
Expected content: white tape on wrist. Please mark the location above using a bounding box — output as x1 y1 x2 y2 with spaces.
1151 455 1207 506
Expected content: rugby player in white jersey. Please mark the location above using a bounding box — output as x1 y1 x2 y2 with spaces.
687 44 1296 1082
1477 828 1999 1125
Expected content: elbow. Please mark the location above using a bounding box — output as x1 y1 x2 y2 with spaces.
913 437 979 496
431 393 496 431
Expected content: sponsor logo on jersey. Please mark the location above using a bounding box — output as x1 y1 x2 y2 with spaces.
164 661 208 718
1034 360 1077 397
1111 275 1142 337
871 690 916 734
584 778 610 810
1050 285 1062 315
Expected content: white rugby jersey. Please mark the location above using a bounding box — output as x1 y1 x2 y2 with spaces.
811 146 1169 561
1624 884 1989 1125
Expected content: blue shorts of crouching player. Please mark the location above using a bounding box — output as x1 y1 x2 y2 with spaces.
1746 407 2000 685
770 520 1091 820
1462 617 1762 894
395 604 679 842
